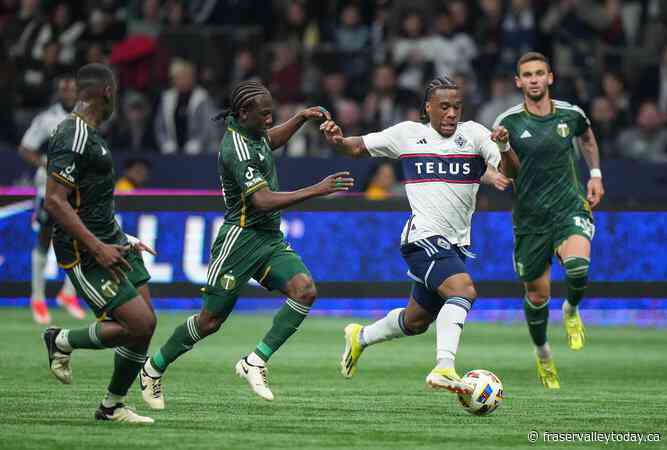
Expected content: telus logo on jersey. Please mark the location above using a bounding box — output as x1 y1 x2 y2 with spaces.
400 153 485 184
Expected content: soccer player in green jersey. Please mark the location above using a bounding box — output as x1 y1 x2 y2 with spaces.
493 52 605 389
140 80 354 406
42 63 158 423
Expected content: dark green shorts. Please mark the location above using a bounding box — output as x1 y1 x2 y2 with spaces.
513 213 595 282
66 250 150 318
202 224 310 315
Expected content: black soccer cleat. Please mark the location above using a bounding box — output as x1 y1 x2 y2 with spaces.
43 326 72 384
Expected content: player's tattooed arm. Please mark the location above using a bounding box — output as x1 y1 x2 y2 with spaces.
250 172 355 212
267 106 332 150
44 177 132 282
578 127 605 208
319 120 370 158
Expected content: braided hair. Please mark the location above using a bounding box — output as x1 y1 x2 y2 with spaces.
420 76 458 123
212 80 270 122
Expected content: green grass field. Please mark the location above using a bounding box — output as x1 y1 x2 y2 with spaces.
0 308 664 449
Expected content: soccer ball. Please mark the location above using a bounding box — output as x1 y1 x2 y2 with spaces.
457 369 504 416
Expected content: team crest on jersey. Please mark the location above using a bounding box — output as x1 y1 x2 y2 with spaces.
556 123 570 138
437 238 451 250
221 273 236 290
454 134 467 148
101 280 119 298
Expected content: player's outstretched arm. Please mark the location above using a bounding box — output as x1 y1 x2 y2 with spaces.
481 166 512 191
577 127 605 208
267 106 332 150
319 120 370 158
490 126 520 178
251 172 355 212
44 177 131 282
18 145 44 168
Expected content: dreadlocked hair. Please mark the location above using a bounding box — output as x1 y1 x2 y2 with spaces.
211 80 270 122
420 76 458 123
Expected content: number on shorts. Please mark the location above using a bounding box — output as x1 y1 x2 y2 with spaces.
573 216 595 239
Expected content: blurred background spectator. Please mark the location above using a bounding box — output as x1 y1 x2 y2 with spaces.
115 157 152 192
364 161 404 200
0 0 666 193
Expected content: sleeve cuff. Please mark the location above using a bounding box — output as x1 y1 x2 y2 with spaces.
244 180 268 196
51 172 76 188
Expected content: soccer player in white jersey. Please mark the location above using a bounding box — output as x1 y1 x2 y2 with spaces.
322 76 515 394
18 75 85 324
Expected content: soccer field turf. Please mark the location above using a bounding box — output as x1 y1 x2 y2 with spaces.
0 308 664 450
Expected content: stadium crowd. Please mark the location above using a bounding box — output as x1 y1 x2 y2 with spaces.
0 0 666 164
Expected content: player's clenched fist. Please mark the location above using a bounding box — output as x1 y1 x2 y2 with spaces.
320 120 344 145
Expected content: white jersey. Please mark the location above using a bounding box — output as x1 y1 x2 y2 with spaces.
20 103 69 197
362 120 501 246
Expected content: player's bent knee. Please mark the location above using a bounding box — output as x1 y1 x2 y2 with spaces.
197 314 224 337
404 318 430 335
288 275 317 307
525 291 549 306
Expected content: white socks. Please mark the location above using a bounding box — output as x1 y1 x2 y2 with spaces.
55 329 73 353
144 359 163 377
360 308 407 347
31 248 47 301
536 342 553 361
562 299 576 315
436 298 472 367
246 352 265 366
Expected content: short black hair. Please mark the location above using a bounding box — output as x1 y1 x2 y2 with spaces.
76 63 115 95
420 76 458 122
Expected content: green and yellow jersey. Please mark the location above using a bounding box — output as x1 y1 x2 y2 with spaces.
219 117 281 230
493 100 592 235
47 114 127 269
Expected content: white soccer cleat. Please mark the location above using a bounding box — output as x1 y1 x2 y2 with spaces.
426 368 473 395
95 403 154 424
235 357 274 401
43 327 72 384
139 367 165 410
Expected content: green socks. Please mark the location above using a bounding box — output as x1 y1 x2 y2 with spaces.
563 256 590 308
255 299 311 361
151 315 203 373
60 322 108 350
108 346 147 396
524 296 549 347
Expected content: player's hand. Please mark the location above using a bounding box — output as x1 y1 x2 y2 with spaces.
587 177 604 208
313 171 355 196
490 126 509 144
92 243 133 283
300 106 332 122
320 120 344 145
132 241 157 256
490 171 512 191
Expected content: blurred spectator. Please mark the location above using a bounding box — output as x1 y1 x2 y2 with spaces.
447 0 474 34
128 0 162 37
600 71 631 127
429 9 478 82
4 0 43 62
334 4 369 52
155 58 218 154
31 2 84 66
83 42 108 65
541 0 612 78
498 0 537 74
589 96 622 158
474 0 504 86
314 70 349 118
364 161 404 200
164 0 189 28
272 102 323 158
82 8 126 47
115 157 152 192
476 74 523 129
229 48 260 87
270 43 302 103
0 37 17 144
362 64 418 130
451 72 480 123
615 100 667 162
392 11 434 94
335 98 363 138
109 91 157 153
17 40 68 108
635 45 667 113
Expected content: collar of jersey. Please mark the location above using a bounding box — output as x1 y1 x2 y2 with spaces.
227 117 264 142
522 100 556 121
